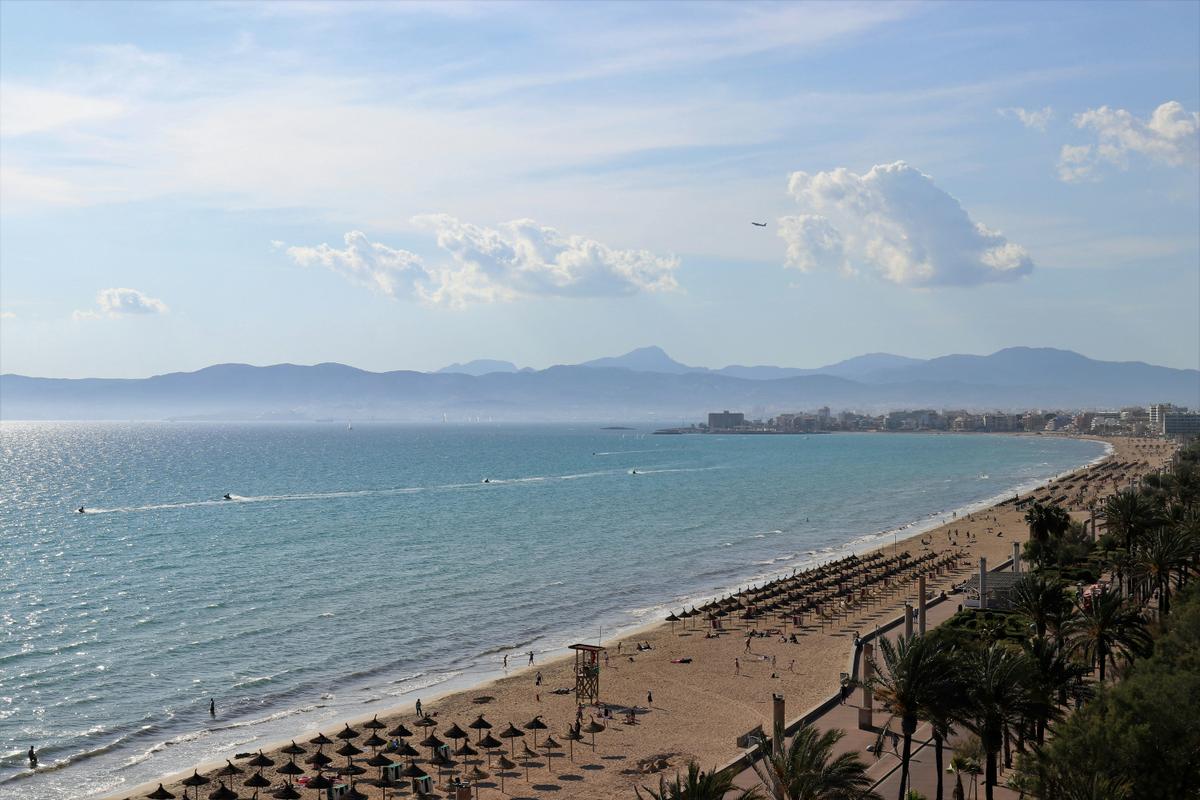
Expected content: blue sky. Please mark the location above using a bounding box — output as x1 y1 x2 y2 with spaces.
1 0 1197 378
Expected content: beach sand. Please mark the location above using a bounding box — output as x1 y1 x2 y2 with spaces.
106 435 1174 800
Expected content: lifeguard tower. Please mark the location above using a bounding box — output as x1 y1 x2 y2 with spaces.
568 644 605 705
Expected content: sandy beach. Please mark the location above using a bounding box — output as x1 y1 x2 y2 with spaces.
107 435 1175 800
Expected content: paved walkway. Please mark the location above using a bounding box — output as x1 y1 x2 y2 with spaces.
729 559 1022 800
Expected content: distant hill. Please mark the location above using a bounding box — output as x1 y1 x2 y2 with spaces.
3 346 1196 421
437 359 520 376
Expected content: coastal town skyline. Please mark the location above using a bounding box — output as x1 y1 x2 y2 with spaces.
2 1 1198 379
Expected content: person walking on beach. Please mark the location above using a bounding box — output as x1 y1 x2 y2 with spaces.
535 671 542 686
28 746 37 769
646 690 653 707
415 699 422 717
734 658 741 676
528 651 534 665
744 637 752 654
209 698 215 717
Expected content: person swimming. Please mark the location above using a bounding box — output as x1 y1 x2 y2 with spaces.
631 470 638 475
222 493 232 500
77 506 85 514
482 479 490 484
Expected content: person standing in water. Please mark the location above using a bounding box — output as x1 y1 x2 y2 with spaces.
209 698 215 717
28 746 37 769
415 698 422 717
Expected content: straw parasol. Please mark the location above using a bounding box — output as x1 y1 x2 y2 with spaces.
363 715 386 731
477 733 503 765
582 718 605 750
304 774 333 791
443 722 469 743
523 715 548 748
386 722 413 739
467 714 492 742
467 766 489 800
206 782 238 800
361 732 387 750
280 742 305 757
276 760 304 781
520 743 539 780
394 741 420 762
454 740 478 761
494 755 517 794
308 733 333 747
336 742 364 758
541 736 562 773
181 771 211 800
336 724 360 741
243 771 270 800
247 752 275 770
399 762 427 780
497 722 524 755
414 715 438 733
305 751 333 769
564 726 583 762
214 760 243 795
269 785 300 800
146 785 175 800
665 611 679 633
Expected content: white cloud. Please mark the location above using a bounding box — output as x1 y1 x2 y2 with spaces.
0 311 15 320
1058 100 1199 181
286 218 679 307
777 161 1034 287
74 288 169 320
998 106 1053 131
0 84 125 137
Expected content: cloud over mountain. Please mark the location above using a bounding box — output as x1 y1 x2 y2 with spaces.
1058 100 1200 181
73 287 168 320
287 217 679 307
777 162 1034 288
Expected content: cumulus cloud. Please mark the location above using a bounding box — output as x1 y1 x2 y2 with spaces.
777 161 1033 288
285 218 679 307
1058 100 1199 181
74 288 168 320
999 106 1053 131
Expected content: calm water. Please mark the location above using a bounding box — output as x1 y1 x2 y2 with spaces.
0 423 1105 798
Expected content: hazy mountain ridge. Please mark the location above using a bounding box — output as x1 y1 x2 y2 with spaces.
3 347 1196 421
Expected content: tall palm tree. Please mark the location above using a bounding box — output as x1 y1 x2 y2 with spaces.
1103 490 1159 553
751 721 881 800
1135 526 1192 616
1064 591 1150 682
959 645 1032 800
636 761 761 800
1021 636 1090 745
1024 501 1071 545
1008 573 1068 640
868 635 960 800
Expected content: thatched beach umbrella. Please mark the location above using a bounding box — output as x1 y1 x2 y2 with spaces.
494 755 517 794
336 724 360 741
276 760 304 783
414 715 438 733
243 771 270 800
305 751 333 769
365 752 394 783
467 765 489 800
564 727 583 762
181 771 211 800
520 743 538 780
540 736 562 773
247 752 275 770
303 774 333 791
308 733 333 747
361 731 387 751
394 741 420 762
280 742 305 757
363 715 386 731
386 722 413 740
497 722 524 755
399 762 427 781
582 719 605 750
477 733 503 765
443 722 469 742
419 733 444 753
467 714 492 742
336 742 363 759
269 784 300 800
454 740 478 761
146 785 176 800
207 782 238 800
214 761 243 795
524 715 548 748
665 611 679 634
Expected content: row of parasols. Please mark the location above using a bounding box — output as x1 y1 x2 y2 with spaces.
144 711 608 800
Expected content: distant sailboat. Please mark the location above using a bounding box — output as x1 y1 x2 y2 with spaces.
347 421 353 430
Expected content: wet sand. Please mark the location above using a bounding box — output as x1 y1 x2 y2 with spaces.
107 435 1175 800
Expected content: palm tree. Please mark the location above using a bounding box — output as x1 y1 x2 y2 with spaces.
947 752 981 800
751 721 881 800
959 645 1032 800
868 635 961 800
918 681 966 800
1103 490 1159 553
1135 527 1192 617
1020 636 1090 745
1008 573 1068 640
636 761 761 800
1024 501 1071 545
1064 591 1150 682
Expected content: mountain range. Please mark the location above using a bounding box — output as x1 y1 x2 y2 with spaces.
2 346 1196 421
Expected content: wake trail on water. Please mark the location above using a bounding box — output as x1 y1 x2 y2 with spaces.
74 465 680 515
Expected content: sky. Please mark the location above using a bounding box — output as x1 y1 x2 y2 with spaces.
1 0 1198 378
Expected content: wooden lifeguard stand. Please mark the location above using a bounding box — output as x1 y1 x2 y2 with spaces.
569 644 605 705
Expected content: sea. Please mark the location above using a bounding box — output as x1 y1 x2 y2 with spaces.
0 422 1107 798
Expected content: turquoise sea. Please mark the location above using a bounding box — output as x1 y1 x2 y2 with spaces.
0 423 1106 798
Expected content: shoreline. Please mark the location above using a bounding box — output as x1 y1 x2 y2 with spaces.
88 433 1150 800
